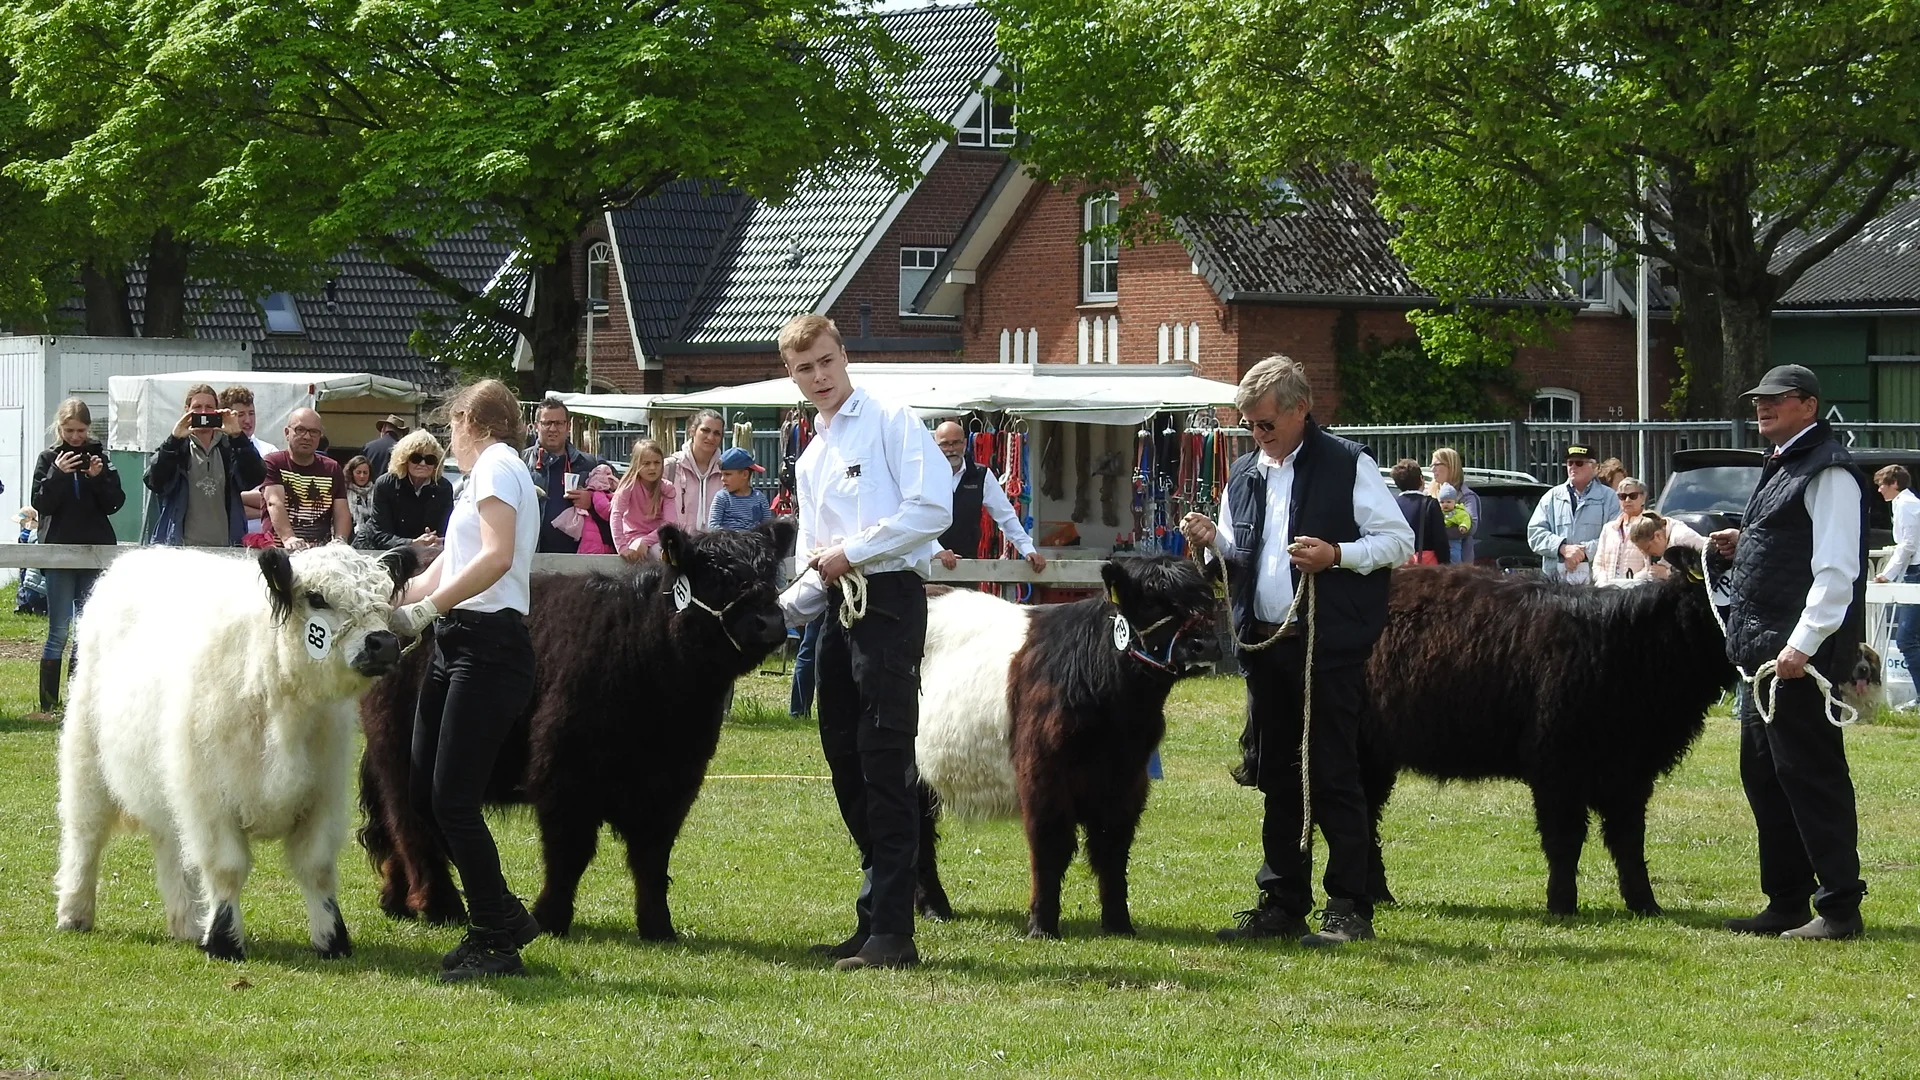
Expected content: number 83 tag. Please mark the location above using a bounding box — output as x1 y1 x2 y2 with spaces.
304 612 335 660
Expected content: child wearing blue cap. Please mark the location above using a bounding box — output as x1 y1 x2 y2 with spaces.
708 446 772 530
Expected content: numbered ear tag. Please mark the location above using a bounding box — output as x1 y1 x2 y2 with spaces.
1111 614 1131 651
672 576 692 612
304 612 335 661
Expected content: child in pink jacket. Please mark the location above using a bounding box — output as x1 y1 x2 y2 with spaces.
572 463 620 554
610 439 678 562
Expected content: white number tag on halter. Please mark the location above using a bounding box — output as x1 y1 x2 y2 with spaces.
673 576 692 612
1111 614 1131 651
304 612 335 661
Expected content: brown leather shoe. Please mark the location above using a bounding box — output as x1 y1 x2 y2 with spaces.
834 934 919 970
1781 914 1863 940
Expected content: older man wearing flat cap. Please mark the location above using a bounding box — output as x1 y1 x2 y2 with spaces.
1709 363 1870 941
1526 441 1620 581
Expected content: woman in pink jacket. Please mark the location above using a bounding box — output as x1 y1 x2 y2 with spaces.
664 409 726 532
610 439 678 562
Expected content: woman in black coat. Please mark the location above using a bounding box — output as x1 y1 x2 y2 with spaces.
28 398 126 718
357 429 454 558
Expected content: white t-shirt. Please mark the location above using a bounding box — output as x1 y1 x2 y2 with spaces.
443 441 539 614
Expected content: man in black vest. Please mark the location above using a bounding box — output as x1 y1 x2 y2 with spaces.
1710 364 1870 940
931 421 1045 572
1181 355 1413 947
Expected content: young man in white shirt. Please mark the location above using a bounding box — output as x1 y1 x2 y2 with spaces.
777 314 951 970
1711 364 1869 940
931 420 1045 572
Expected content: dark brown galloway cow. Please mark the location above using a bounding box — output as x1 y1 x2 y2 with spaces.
358 521 792 939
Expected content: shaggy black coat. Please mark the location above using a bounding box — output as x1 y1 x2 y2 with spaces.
358 521 794 939
1359 546 1733 915
918 554 1219 938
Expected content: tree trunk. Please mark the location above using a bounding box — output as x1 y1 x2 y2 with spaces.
1716 289 1773 420
1664 172 1723 417
80 260 134 336
142 227 190 338
528 246 580 394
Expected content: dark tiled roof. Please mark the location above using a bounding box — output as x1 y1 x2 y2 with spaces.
1179 167 1431 300
669 3 1003 344
1775 196 1920 309
87 234 514 389
609 181 750 348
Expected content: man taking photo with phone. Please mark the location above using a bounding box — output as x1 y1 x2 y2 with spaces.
143 383 266 547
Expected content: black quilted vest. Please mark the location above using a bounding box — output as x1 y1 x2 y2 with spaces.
1223 419 1390 663
1723 420 1868 675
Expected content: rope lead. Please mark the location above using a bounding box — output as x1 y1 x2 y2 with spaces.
1699 568 1858 727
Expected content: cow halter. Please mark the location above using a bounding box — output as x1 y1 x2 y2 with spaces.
1696 561 1858 727
672 573 754 653
1111 605 1191 673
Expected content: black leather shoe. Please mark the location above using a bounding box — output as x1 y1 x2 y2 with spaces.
1216 895 1309 942
442 899 540 970
1724 906 1811 936
1782 913 1864 940
808 932 868 961
439 929 527 982
1301 898 1375 947
834 933 919 970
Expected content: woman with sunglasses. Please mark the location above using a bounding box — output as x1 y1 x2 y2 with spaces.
358 429 453 559
1590 476 1654 586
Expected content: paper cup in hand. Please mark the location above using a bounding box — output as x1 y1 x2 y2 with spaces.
563 473 581 492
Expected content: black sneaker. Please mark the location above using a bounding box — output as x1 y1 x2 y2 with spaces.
439 929 526 983
1216 896 1309 942
1724 906 1811 936
1300 898 1375 947
808 932 868 961
833 933 920 970
442 899 541 970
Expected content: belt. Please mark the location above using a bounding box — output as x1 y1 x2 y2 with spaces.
437 608 524 629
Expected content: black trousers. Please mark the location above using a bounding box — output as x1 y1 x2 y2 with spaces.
1738 675 1866 917
410 612 537 930
1244 640 1373 918
816 570 927 938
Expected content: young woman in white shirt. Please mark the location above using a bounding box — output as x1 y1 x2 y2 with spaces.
390 378 542 982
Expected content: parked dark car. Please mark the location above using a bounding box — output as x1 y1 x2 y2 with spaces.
1378 465 1547 568
1657 445 1920 550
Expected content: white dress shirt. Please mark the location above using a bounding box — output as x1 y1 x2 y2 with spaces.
1763 423 1864 657
1214 447 1415 622
794 386 952 576
1882 488 1920 581
950 465 1037 557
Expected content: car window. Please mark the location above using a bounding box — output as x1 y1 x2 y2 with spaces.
1474 489 1542 538
1659 466 1759 516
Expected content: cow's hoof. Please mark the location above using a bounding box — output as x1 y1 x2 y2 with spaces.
1627 901 1665 918
1025 926 1061 941
1100 922 1137 937
316 905 353 958
1369 885 1399 906
637 925 679 944
530 901 572 938
1546 902 1578 917
201 937 246 962
55 915 91 933
202 905 244 961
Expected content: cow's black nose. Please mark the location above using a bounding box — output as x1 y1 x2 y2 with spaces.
363 631 400 667
747 612 785 646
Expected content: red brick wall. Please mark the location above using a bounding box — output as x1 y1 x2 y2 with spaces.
1513 313 1684 420
571 219 644 393
1233 306 1421 421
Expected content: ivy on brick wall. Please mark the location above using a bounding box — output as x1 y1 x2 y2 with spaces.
1333 310 1519 423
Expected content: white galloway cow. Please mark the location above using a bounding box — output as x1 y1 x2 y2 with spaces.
55 544 412 961
915 588 1030 819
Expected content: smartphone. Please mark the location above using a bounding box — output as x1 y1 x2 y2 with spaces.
189 412 223 429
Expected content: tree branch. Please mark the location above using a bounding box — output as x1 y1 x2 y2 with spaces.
1774 153 1920 293
1759 146 1865 258
368 234 533 336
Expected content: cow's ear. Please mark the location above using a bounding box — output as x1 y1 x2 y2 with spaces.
379 546 420 599
1101 559 1130 608
258 547 295 626
755 517 797 560
657 524 690 571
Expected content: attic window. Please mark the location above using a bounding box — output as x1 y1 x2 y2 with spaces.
586 241 613 313
899 247 946 314
1083 194 1119 301
261 292 304 334
957 75 1018 148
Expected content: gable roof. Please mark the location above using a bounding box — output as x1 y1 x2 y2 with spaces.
610 3 1003 349
1774 196 1920 310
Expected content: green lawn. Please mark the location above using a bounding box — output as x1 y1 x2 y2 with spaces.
3 593 1919 1078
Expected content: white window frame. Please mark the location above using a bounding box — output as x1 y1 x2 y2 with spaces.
1530 387 1581 423
957 74 1018 149
1553 224 1614 308
586 241 614 313
1083 195 1119 302
898 246 946 314
260 292 304 335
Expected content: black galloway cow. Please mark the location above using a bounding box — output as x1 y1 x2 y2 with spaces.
912 555 1218 938
1359 546 1734 915
358 521 793 939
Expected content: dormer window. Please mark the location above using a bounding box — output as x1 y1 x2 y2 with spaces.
261 292 304 334
957 74 1018 148
1546 224 1615 308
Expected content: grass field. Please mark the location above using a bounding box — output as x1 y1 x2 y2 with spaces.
3 591 1920 1079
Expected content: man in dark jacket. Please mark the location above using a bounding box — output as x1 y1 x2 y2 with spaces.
1710 364 1870 940
142 383 266 547
521 396 603 553
1389 458 1450 564
1181 355 1414 947
363 414 408 476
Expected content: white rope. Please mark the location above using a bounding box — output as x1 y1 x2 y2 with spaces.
1211 543 1317 852
835 567 869 629
1699 566 1858 727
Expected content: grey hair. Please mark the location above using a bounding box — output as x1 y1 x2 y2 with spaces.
1235 354 1313 416
1617 475 1646 495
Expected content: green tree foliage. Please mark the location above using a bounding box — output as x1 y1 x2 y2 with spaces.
997 0 1920 416
151 0 938 391
1334 311 1520 424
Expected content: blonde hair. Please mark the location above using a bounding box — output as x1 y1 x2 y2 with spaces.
388 429 447 481
1597 457 1627 487
446 379 521 448
51 397 91 438
778 313 843 359
617 438 666 492
1627 511 1667 546
1235 355 1312 416
1426 446 1464 498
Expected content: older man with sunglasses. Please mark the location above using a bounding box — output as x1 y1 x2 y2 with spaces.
1526 443 1621 582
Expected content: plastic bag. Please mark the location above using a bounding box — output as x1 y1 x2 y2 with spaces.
550 506 585 541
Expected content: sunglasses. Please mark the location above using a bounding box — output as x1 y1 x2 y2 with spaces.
1620 491 1644 500
408 453 439 466
1251 419 1277 433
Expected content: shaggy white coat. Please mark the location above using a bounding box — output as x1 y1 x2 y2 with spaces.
55 545 402 957
915 588 1031 819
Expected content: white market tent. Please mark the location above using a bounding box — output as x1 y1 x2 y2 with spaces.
108 370 427 454
547 392 680 426
660 363 1239 426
